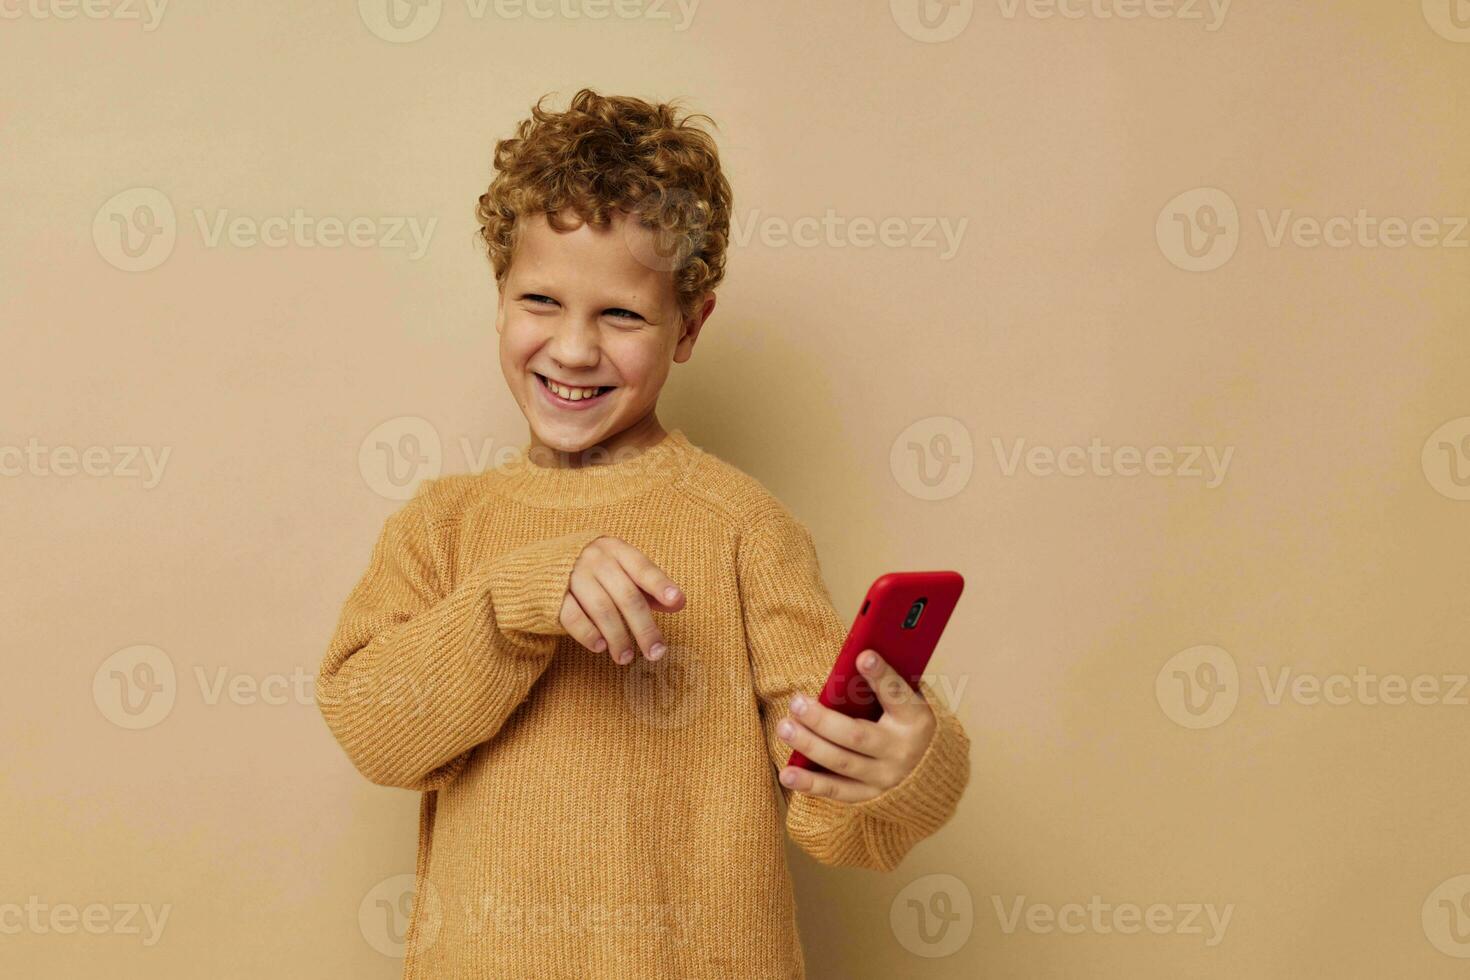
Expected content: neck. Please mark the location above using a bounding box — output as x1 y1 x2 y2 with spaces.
526 413 668 470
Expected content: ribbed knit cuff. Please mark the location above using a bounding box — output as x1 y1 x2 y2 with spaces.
848 678 971 836
481 529 608 639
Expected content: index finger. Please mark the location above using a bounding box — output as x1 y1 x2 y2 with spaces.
603 538 685 612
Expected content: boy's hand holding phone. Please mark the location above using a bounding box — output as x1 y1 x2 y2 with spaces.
774 649 938 804
560 535 685 665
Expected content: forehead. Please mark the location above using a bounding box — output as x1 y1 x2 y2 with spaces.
510 210 675 304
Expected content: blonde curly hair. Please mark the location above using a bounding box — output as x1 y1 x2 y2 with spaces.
475 88 733 321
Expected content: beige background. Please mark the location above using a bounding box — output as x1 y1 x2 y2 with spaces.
4 1 1469 976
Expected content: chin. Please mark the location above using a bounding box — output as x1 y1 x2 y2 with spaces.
527 422 602 451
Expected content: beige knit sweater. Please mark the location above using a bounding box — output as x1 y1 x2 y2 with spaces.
316 427 971 978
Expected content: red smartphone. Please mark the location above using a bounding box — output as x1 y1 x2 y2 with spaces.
786 570 964 773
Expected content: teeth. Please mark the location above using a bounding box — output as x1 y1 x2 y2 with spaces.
543 376 606 401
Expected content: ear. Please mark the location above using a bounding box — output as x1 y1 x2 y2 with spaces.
672 292 716 364
493 281 506 335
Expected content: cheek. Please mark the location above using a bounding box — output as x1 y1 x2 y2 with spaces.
612 342 672 387
499 318 543 366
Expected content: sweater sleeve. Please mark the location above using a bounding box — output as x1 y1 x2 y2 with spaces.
738 503 972 873
316 480 607 792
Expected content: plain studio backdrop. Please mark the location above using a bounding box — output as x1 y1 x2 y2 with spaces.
3 1 1468 977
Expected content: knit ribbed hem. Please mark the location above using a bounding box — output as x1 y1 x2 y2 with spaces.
847 678 971 835
484 528 610 637
485 427 701 508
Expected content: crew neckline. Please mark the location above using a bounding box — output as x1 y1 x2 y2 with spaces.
487 427 700 508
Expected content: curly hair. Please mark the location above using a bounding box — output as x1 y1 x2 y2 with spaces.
475 88 733 321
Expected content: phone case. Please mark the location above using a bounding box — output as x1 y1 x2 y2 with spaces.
785 570 964 773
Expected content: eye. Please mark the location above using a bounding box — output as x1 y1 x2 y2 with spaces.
606 308 644 321
523 293 558 307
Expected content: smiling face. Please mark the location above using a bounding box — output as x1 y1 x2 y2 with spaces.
495 209 715 467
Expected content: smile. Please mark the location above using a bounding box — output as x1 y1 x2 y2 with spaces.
536 373 615 408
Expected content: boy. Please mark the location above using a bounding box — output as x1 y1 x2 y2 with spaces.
316 88 971 979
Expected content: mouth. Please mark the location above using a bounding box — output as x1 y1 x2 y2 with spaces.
535 373 616 408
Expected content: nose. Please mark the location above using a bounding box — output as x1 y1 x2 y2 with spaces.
546 318 602 371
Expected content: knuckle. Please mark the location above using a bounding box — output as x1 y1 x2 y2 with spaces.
586 596 616 620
